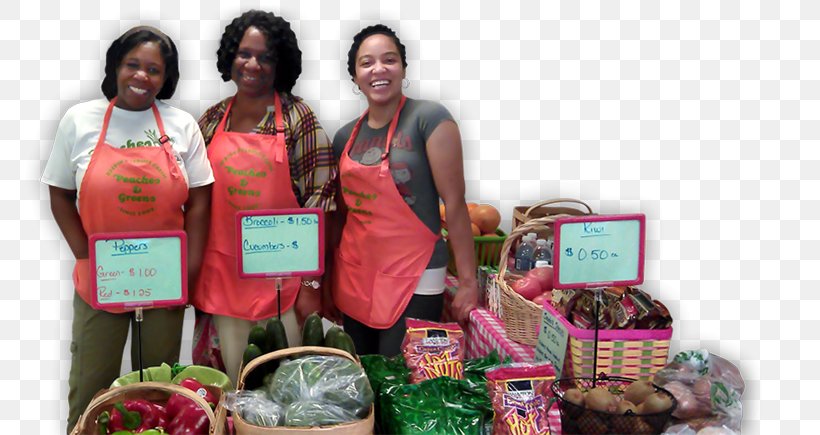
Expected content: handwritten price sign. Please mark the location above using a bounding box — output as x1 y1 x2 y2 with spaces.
534 301 570 378
236 208 324 278
553 214 646 289
89 231 187 310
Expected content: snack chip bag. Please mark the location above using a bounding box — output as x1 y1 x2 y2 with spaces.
401 318 465 383
486 362 556 435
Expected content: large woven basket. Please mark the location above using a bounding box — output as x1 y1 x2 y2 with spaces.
71 381 215 435
217 346 374 435
496 215 577 345
511 198 593 240
543 302 673 381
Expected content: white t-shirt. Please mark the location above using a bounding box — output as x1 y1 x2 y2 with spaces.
41 99 214 196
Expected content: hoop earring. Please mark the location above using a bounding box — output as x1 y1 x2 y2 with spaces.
402 78 410 89
352 84 362 95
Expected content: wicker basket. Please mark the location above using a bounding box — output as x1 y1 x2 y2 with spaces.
496 215 577 345
512 198 594 240
71 381 215 435
223 346 374 435
551 375 677 435
543 302 672 381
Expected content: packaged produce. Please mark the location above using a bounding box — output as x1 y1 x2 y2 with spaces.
654 350 744 433
265 354 374 422
221 390 284 427
380 375 492 435
486 362 556 435
401 318 465 383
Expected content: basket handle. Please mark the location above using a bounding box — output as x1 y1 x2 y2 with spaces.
237 345 357 390
73 381 215 434
523 198 593 218
497 214 575 278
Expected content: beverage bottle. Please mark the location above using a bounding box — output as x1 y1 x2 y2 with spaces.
514 235 535 272
532 238 552 267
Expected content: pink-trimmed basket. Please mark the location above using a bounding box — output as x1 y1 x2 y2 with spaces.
543 302 672 381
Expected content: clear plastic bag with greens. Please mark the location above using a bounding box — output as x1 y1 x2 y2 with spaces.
265 354 374 421
222 390 284 427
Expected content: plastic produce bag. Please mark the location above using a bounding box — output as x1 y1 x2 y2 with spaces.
654 350 744 433
284 400 358 426
222 390 284 427
266 355 374 420
380 375 493 435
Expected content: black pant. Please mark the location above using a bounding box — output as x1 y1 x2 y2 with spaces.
343 293 444 357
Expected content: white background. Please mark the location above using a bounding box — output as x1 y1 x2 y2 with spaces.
4 0 817 433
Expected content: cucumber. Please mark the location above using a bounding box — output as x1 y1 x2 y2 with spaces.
324 325 344 349
265 317 289 351
334 330 358 358
242 343 263 366
248 325 269 352
302 312 324 347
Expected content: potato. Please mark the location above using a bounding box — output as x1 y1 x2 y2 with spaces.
616 399 638 415
564 388 585 407
623 380 655 405
585 387 617 413
638 392 673 415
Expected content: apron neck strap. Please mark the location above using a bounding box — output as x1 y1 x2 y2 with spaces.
217 92 285 135
344 95 407 177
98 98 168 147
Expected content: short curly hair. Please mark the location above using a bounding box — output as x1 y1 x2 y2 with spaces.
346 24 407 79
101 26 180 100
216 10 302 93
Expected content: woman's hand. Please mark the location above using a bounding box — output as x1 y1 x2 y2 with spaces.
452 281 479 325
48 186 89 259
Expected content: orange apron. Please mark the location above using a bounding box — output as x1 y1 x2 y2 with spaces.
192 93 301 321
333 96 440 328
74 98 189 313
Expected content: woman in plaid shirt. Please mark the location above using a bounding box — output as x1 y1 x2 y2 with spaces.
191 10 337 385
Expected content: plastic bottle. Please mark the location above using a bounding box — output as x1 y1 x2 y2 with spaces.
532 238 552 267
514 235 535 272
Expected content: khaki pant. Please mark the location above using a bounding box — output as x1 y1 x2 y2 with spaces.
66 294 184 434
213 309 301 387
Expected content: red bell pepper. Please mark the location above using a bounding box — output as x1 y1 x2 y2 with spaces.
167 401 209 435
108 399 160 432
177 378 217 409
164 393 189 421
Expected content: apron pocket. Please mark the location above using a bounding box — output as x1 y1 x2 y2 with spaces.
370 269 423 328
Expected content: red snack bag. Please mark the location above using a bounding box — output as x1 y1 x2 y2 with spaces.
401 318 465 383
487 362 556 435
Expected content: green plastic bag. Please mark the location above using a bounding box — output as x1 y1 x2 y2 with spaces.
381 375 494 435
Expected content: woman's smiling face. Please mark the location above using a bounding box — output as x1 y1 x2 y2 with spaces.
231 26 276 97
353 33 405 106
115 41 166 111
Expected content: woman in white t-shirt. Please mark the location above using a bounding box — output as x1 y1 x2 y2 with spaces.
41 26 214 433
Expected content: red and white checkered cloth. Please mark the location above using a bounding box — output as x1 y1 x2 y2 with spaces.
466 308 535 363
446 278 562 434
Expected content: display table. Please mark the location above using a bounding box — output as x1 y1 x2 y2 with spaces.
466 308 535 363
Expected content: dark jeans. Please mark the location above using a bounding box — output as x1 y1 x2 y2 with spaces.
343 293 444 357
